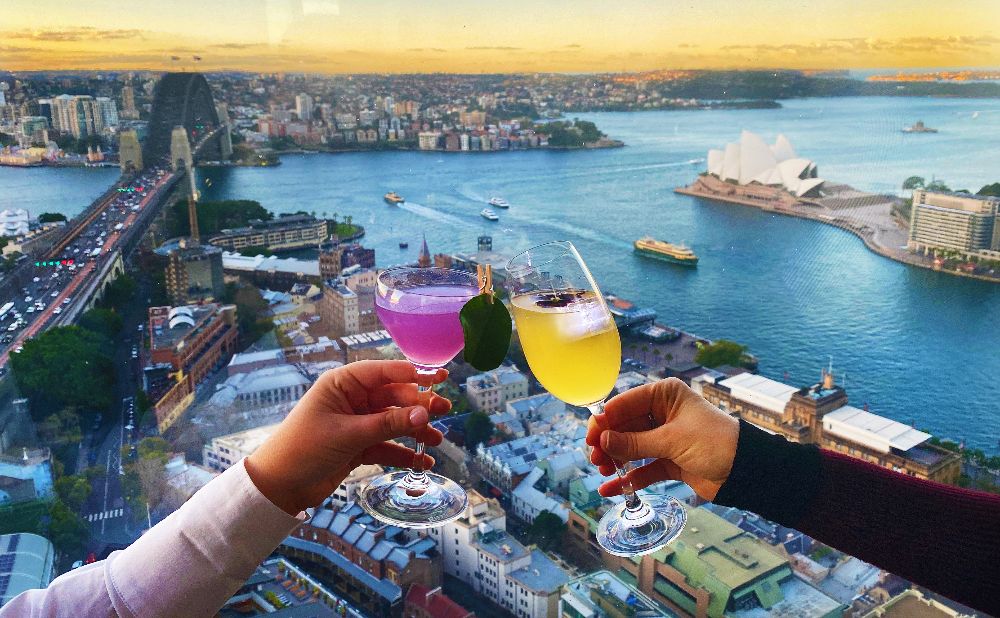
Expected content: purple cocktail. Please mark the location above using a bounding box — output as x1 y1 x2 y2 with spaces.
375 285 472 369
360 267 480 528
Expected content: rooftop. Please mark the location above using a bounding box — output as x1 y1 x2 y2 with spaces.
149 303 229 351
863 589 964 618
0 533 55 605
466 365 528 390
339 330 391 349
210 364 312 407
643 506 788 589
404 584 473 618
823 405 930 454
719 372 799 415
507 549 571 594
561 569 677 617
730 574 844 618
228 348 286 370
221 252 321 278
473 528 529 563
210 423 279 453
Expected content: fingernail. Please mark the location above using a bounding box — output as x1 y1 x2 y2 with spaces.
601 431 611 450
409 406 428 426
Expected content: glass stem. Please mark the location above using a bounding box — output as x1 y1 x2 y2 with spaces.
409 368 437 476
588 401 643 512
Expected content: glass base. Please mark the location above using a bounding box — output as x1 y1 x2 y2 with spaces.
358 470 468 528
597 494 686 557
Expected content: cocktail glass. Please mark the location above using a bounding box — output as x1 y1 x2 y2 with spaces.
359 267 480 527
506 240 686 556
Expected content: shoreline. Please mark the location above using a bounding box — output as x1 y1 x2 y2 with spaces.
675 178 1000 284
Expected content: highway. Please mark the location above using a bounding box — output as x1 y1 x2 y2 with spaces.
0 167 176 367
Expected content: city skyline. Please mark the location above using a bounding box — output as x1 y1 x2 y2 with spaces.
2 0 1000 73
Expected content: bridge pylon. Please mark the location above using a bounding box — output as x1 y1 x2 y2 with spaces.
170 126 193 172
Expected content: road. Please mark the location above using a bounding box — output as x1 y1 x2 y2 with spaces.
0 166 174 366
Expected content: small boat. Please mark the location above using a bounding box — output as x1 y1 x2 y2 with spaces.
480 209 499 221
399 242 409 249
488 196 510 209
903 120 938 134
634 237 698 267
384 192 405 204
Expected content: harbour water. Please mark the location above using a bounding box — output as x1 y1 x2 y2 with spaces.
3 97 999 449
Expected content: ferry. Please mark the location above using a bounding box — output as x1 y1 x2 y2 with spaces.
488 197 510 209
633 237 698 267
399 242 409 249
903 120 938 134
480 209 499 221
384 192 405 204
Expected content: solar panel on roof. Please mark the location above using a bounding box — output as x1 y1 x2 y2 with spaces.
0 554 15 573
0 574 9 597
6 535 18 553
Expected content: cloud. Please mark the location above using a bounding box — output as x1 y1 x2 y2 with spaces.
6 27 148 42
721 34 1000 56
0 44 37 53
465 46 522 51
678 43 699 49
209 42 266 50
564 44 581 48
406 48 447 53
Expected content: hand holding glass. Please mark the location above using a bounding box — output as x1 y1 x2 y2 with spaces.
359 267 479 527
506 241 686 556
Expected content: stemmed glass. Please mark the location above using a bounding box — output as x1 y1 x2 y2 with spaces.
506 240 686 556
359 267 480 528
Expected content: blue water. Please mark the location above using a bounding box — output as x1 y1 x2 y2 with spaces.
4 97 999 449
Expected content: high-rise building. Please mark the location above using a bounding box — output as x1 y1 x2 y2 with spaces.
295 93 313 121
908 189 1000 256
94 97 119 131
49 94 101 138
120 84 138 119
164 241 225 305
18 116 48 144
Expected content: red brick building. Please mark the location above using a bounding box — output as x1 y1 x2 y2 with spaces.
404 584 474 618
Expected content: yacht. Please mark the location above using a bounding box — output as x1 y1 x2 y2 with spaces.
488 196 510 209
384 192 405 204
480 209 499 221
903 120 938 134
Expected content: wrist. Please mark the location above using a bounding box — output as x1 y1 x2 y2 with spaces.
244 453 307 516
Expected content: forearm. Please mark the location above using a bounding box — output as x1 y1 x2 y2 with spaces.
714 421 1000 615
2 460 303 618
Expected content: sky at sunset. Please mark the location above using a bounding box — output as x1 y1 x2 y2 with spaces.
2 0 1000 73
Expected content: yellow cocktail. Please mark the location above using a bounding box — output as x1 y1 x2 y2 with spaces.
511 290 621 406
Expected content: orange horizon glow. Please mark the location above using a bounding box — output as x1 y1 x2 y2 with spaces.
2 0 1000 74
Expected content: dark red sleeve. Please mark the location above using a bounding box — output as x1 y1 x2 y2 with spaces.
714 420 1000 616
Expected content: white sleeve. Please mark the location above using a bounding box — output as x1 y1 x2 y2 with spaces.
0 459 304 618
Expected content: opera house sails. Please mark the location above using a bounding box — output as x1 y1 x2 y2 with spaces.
706 131 825 198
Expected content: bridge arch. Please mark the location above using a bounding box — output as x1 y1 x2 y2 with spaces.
143 73 224 167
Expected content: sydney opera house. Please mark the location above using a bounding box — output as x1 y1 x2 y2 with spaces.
706 131 825 198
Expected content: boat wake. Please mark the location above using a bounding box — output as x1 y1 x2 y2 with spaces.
398 201 472 229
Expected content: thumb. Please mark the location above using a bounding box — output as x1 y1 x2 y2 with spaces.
601 427 664 462
358 405 429 446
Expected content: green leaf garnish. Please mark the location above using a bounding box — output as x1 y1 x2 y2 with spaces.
460 293 512 371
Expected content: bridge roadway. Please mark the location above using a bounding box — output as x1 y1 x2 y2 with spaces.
0 126 225 369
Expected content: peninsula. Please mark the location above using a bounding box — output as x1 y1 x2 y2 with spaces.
675 131 1000 283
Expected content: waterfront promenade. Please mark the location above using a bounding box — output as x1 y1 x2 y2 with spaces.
675 175 1000 284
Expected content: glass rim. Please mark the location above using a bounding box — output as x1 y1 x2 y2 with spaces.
377 266 480 298
505 240 578 275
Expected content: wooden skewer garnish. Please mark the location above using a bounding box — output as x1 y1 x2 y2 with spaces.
477 264 494 303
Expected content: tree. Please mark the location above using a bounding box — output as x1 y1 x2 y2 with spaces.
223 282 274 348
695 339 749 369
38 212 68 223
78 308 123 338
901 176 925 191
46 499 89 555
526 510 566 551
10 326 116 419
977 182 1000 197
37 408 83 446
54 475 91 512
137 437 170 461
925 179 951 192
464 411 494 452
97 274 137 309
